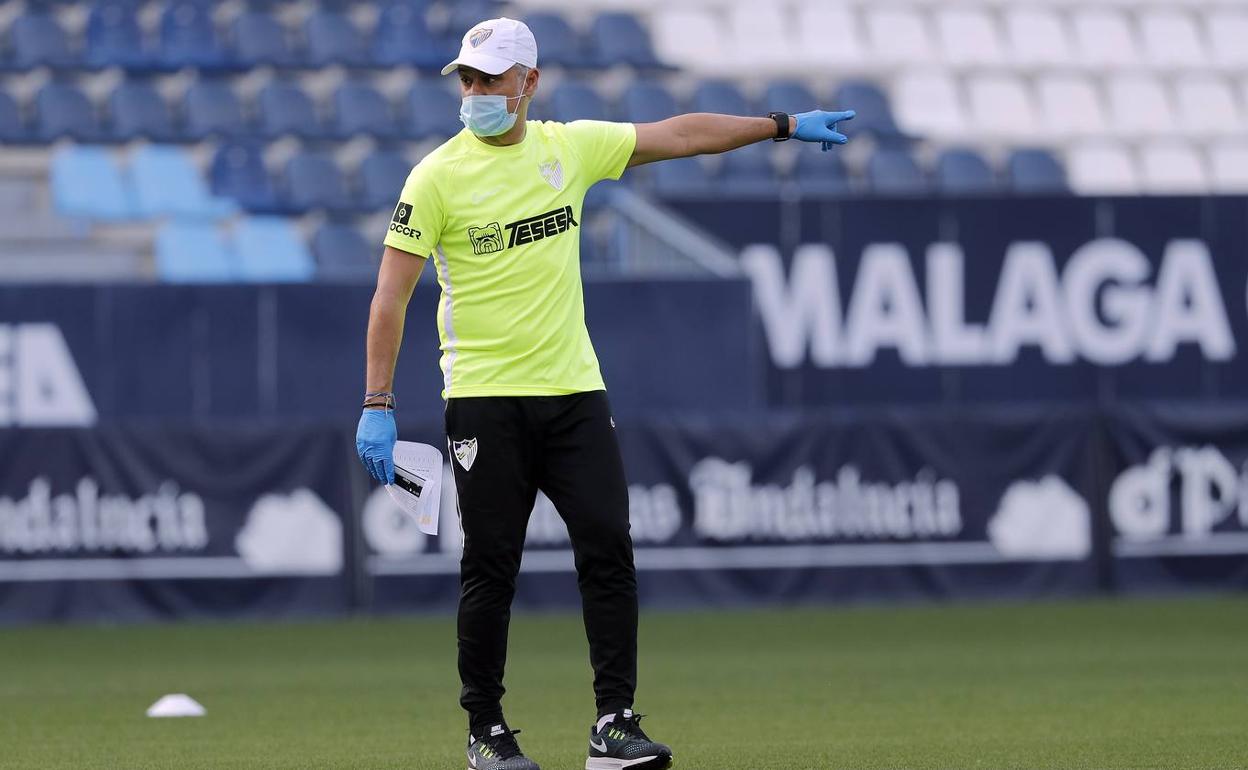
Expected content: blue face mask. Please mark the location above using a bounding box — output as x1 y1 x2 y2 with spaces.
459 87 525 137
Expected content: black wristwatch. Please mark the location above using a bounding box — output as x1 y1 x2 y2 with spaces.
768 111 791 141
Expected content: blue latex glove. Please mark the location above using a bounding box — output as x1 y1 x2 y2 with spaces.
356 408 396 484
793 109 856 151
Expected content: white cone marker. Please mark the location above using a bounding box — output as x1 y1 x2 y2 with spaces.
146 694 206 718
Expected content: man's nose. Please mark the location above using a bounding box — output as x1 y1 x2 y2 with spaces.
467 82 487 96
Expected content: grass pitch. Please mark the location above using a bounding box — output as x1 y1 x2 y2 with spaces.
2 596 1246 769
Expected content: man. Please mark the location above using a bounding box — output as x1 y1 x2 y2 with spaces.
355 17 853 770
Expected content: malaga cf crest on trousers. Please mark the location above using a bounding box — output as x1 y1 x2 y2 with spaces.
453 437 478 471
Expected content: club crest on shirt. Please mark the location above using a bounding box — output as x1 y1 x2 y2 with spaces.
469 28 492 48
539 159 564 191
453 438 478 471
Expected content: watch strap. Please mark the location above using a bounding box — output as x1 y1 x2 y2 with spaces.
768 111 791 141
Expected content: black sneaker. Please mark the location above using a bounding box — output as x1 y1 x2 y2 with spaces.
586 709 673 770
466 723 540 770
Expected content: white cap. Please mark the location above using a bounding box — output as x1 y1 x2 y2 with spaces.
441 18 538 76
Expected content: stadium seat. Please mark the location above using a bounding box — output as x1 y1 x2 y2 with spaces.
11 12 76 69
1004 8 1072 68
893 72 964 139
719 142 780 197
283 152 352 213
406 81 461 139
230 11 297 68
34 82 102 142
233 217 315 283
108 81 175 142
1139 144 1207 194
359 150 411 212
966 75 1038 140
50 146 135 220
159 1 228 70
934 148 997 195
313 222 375 281
1035 75 1107 139
184 79 246 139
85 0 151 70
1105 76 1175 137
727 5 788 71
1208 143 1248 192
155 221 234 282
865 149 928 195
618 81 677 124
833 81 902 139
936 9 1005 68
210 143 280 212
1175 77 1244 137
524 13 582 68
257 82 322 139
374 0 445 68
130 145 236 219
651 156 714 198
652 9 727 71
795 5 862 68
1138 11 1206 70
792 149 852 197
550 82 608 123
1067 144 1139 195
0 91 27 143
1207 12 1248 70
865 8 935 66
1006 149 1068 195
761 81 817 115
590 13 662 69
305 9 368 67
1071 9 1139 69
332 83 399 140
690 80 749 117
446 0 504 41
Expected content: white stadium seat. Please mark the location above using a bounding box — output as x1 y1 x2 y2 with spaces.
936 8 1005 68
1206 12 1248 70
892 71 965 138
1139 144 1208 194
1068 144 1140 195
1207 143 1248 193
728 5 790 72
795 5 863 68
1035 75 1108 138
1004 7 1073 69
1071 9 1140 69
1105 75 1175 137
866 8 936 66
652 9 727 71
1174 76 1244 137
966 74 1038 140
1138 11 1207 70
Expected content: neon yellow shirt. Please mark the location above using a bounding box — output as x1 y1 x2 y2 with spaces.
383 120 636 399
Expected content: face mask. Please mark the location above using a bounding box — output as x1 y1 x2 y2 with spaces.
459 84 525 137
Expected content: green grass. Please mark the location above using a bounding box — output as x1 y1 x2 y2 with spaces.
2 597 1247 769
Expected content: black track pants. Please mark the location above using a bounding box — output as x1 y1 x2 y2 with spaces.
446 390 637 734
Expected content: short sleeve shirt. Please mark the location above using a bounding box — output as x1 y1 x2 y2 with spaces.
383 120 636 399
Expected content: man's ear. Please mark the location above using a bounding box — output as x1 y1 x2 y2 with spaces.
524 67 540 98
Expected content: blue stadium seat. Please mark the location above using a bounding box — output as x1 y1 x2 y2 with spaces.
866 148 928 195
210 143 280 213
550 82 607 123
332 83 398 140
833 80 903 140
618 81 676 123
283 152 352 213
12 12 76 69
793 148 852 197
406 81 461 139
85 0 151 70
313 222 374 281
156 221 234 282
184 79 246 139
374 1 444 68
233 217 315 283
359 150 411 212
131 145 237 219
50 146 135 220
109 81 175 142
761 80 818 115
1007 149 1069 194
590 13 661 68
257 82 322 139
719 143 780 197
935 148 998 195
230 11 296 68
34 82 102 142
691 80 749 116
524 13 582 67
446 1 504 43
305 9 368 67
652 156 714 198
158 1 228 70
0 91 26 143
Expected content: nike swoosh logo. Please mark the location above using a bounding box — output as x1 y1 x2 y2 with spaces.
590 737 607 752
471 187 502 204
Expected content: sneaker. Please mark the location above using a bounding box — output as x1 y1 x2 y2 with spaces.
466 723 540 770
585 709 673 770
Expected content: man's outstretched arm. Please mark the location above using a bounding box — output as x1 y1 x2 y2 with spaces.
628 109 855 167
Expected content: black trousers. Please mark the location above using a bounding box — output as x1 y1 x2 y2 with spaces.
445 390 637 733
